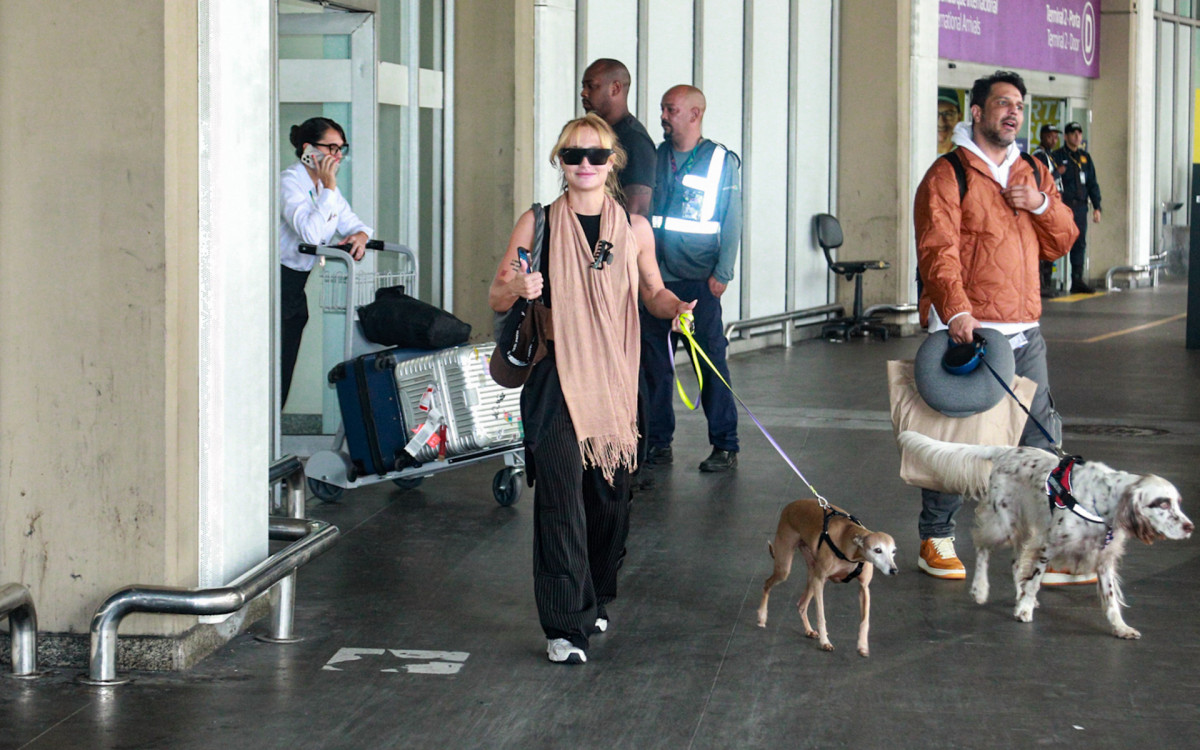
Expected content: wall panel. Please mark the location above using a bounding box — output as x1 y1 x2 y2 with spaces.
578 0 641 117
788 0 834 311
696 0 745 320
743 0 791 318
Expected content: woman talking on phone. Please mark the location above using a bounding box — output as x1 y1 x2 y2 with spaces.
489 114 694 665
279 117 372 406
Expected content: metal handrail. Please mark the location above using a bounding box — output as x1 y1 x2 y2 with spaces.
1 583 38 678
84 517 339 685
259 456 309 644
1105 253 1168 291
269 455 304 484
724 304 844 348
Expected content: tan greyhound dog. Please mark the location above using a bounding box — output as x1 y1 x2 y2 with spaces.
756 498 898 657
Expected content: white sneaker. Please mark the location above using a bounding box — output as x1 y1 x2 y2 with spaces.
594 617 608 633
546 638 586 664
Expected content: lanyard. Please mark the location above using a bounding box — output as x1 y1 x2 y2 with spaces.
669 145 699 178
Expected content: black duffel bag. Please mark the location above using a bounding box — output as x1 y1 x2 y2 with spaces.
357 286 471 349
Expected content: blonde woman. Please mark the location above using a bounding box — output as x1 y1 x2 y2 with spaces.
489 114 694 664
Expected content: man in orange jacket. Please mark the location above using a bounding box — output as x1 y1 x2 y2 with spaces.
912 70 1086 584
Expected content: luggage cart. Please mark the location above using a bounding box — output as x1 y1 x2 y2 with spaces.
298 241 525 506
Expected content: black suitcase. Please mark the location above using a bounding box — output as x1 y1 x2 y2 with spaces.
329 349 422 478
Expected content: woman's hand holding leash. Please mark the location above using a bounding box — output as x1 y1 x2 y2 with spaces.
672 300 697 333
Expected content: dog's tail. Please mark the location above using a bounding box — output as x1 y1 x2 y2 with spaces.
897 431 1009 498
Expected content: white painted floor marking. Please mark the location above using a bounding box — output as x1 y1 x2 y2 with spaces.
322 647 471 674
322 648 386 670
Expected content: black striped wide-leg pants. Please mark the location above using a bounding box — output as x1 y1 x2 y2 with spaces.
525 358 632 651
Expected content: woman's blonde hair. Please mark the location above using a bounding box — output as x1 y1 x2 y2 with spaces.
549 113 627 199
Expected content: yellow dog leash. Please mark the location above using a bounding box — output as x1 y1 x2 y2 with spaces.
671 311 830 507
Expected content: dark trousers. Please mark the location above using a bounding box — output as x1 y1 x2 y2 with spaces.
280 265 312 407
640 279 739 452
919 328 1058 539
528 361 632 651
1068 204 1089 283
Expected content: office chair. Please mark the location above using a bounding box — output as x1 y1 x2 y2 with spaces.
813 213 891 341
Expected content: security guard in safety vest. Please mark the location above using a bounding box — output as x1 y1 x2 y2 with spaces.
640 85 743 473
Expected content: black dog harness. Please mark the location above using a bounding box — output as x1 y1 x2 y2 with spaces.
1045 455 1105 524
818 507 866 582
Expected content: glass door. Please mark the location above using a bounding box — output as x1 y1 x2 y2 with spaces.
275 0 449 455
277 1 377 443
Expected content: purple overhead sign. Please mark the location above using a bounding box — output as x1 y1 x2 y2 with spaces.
939 0 1100 79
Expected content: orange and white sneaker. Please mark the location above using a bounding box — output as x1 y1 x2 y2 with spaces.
1043 567 1098 586
918 537 966 579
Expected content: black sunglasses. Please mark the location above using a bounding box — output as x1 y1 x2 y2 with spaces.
559 147 613 166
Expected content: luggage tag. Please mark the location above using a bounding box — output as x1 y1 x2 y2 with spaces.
405 404 445 455
405 386 446 457
419 385 436 412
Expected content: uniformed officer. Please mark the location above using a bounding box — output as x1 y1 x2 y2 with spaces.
640 84 742 473
1052 121 1102 294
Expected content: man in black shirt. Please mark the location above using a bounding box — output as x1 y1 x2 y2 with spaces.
581 59 657 217
1053 121 1102 294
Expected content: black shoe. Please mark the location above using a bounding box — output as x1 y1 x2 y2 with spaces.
699 448 738 473
646 445 673 465
631 468 656 491
1071 281 1095 294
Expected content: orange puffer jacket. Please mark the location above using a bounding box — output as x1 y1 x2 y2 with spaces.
914 147 1078 327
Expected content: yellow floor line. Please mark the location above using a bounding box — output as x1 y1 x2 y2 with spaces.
1079 313 1187 344
1047 291 1106 302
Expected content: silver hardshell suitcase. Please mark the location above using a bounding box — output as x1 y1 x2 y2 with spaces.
393 342 524 462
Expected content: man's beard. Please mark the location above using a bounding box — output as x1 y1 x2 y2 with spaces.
978 121 1014 150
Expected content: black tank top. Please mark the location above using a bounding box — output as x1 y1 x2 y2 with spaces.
541 213 601 309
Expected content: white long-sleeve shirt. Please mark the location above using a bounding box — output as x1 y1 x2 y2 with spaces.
279 161 372 272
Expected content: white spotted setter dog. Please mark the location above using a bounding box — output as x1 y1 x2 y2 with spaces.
898 431 1193 639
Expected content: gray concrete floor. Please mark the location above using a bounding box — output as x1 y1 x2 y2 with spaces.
4 280 1199 750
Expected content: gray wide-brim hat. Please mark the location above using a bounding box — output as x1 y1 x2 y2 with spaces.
914 328 1016 417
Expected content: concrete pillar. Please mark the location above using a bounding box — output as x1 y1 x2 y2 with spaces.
0 0 271 669
1091 1 1155 279
452 0 528 333
838 0 937 312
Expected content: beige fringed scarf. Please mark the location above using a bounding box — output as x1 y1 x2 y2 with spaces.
548 194 641 482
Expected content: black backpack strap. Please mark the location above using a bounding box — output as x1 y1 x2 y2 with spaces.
919 152 968 294
940 151 968 202
1019 151 1041 187
528 203 545 273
